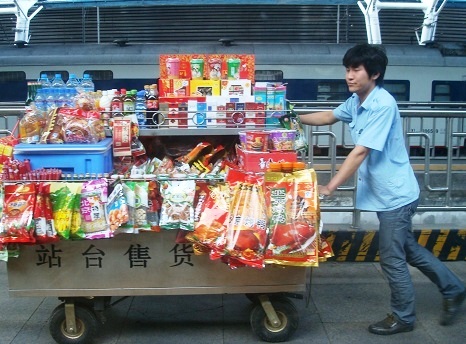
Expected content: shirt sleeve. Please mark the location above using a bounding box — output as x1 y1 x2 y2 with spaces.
357 105 396 152
333 97 355 123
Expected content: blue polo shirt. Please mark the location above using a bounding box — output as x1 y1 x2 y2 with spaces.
333 86 420 211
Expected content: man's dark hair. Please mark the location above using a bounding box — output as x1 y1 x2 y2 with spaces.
343 43 388 86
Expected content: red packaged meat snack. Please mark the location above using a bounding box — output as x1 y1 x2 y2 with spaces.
185 182 230 254
264 168 320 267
211 169 268 269
1 183 36 244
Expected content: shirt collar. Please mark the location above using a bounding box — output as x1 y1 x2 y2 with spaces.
359 85 381 110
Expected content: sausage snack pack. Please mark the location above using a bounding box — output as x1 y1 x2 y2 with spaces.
264 168 320 267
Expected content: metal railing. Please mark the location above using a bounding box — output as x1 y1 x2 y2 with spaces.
294 101 466 228
2 101 466 228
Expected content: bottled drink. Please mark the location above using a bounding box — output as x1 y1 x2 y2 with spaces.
51 73 66 89
102 107 111 128
56 88 67 107
144 84 150 99
39 74 52 89
34 88 47 115
46 88 57 112
25 81 35 106
80 73 95 93
135 90 147 127
146 84 159 125
111 90 123 116
99 90 111 111
65 87 76 107
123 89 135 114
66 73 80 90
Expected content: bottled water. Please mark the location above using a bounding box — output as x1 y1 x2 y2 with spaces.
56 88 67 107
34 88 47 114
66 73 80 90
51 73 66 89
80 73 95 93
46 88 57 112
66 88 77 107
135 90 147 127
39 74 52 89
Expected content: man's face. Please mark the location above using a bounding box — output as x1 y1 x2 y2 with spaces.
345 64 378 100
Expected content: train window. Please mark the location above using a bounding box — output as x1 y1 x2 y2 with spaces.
384 81 409 101
316 80 348 101
40 71 69 81
255 70 283 82
0 71 26 83
432 81 466 101
83 70 113 81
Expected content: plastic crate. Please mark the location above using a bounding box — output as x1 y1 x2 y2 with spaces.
13 138 113 174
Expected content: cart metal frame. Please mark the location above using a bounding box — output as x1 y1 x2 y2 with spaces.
7 231 311 343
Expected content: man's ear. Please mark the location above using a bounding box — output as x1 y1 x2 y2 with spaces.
372 72 380 81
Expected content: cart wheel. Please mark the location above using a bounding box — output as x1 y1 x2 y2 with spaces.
49 304 98 344
245 293 287 304
250 298 299 342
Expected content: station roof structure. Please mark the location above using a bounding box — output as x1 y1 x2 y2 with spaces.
32 0 466 8
0 0 464 9
1 0 465 46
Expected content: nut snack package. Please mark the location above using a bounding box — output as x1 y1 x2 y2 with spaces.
264 168 320 267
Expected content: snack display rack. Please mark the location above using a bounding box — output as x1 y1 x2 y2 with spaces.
3 54 320 344
4 127 315 344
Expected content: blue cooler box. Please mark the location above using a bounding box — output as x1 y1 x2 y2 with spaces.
13 138 113 174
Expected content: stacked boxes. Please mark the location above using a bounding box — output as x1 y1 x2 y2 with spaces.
158 54 286 128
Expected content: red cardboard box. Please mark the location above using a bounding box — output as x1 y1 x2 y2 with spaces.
158 79 190 97
235 145 297 172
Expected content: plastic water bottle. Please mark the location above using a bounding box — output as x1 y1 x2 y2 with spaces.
81 73 95 93
39 74 52 89
46 88 57 111
66 73 80 90
34 88 47 115
135 90 147 127
66 88 77 107
56 88 67 107
51 73 66 89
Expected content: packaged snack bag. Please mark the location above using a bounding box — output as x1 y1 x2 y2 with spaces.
264 168 320 267
1 183 36 244
159 179 196 231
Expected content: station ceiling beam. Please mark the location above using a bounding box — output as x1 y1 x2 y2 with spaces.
33 0 466 9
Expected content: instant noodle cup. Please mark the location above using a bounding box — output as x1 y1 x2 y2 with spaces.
269 130 296 151
190 58 204 80
245 130 269 152
227 58 241 80
166 57 180 79
208 58 222 80
238 131 247 149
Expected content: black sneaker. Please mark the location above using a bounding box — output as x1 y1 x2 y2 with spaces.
440 290 466 326
368 314 414 335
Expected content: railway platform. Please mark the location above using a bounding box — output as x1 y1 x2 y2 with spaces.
1 259 465 344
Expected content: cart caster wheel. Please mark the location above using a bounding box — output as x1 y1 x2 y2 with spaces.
246 293 287 304
49 304 99 344
250 298 299 342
